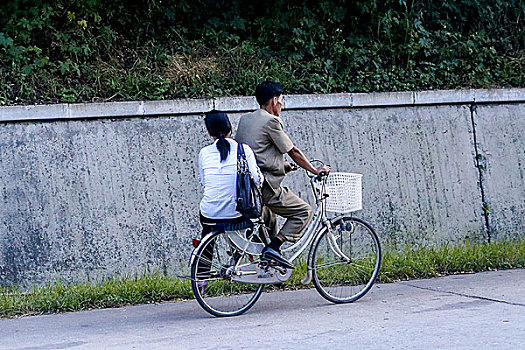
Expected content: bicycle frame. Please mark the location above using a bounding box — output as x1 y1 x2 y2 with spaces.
190 171 351 284
259 173 349 264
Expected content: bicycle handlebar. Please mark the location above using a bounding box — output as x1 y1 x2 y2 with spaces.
289 159 329 182
310 159 325 167
307 171 328 182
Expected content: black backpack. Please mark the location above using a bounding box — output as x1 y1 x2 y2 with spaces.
236 143 262 219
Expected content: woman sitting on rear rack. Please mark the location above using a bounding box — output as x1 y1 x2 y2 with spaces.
198 110 263 237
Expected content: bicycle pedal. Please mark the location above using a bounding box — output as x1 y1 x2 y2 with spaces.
262 258 294 270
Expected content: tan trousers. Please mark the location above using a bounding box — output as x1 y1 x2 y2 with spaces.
261 181 313 242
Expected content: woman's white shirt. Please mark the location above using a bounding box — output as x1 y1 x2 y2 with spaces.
199 138 263 219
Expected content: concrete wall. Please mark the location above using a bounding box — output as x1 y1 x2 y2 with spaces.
473 104 525 240
0 89 524 286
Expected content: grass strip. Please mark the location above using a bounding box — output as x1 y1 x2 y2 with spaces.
378 238 525 283
0 275 193 318
1 239 524 318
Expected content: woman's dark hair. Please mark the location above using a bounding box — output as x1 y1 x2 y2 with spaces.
204 110 232 162
255 81 284 106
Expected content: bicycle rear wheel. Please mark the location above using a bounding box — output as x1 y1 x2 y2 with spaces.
191 230 264 317
311 217 381 303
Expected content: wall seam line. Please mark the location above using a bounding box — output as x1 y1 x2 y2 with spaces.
470 103 491 243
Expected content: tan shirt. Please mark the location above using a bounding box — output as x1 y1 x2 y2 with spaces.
235 109 294 190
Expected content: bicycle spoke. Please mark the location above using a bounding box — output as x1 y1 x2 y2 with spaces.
350 261 374 273
314 260 349 269
312 218 381 303
195 256 229 272
191 230 264 317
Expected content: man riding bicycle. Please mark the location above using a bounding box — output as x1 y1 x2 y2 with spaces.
235 81 331 268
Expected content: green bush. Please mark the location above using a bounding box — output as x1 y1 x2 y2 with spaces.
1 0 524 105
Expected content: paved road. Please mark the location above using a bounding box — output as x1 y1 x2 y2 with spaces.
1 269 524 350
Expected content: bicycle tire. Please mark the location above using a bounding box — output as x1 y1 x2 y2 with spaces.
311 217 381 303
191 230 264 317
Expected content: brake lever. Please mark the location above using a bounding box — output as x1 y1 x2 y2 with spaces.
316 171 327 181
289 162 299 171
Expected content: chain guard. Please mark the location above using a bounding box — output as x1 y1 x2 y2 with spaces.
231 262 293 284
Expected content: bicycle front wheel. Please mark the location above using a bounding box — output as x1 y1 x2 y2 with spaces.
311 217 381 303
191 230 264 317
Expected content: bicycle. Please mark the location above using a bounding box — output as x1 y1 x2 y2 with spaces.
189 161 382 317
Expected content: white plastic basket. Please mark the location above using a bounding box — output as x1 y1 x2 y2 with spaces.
324 172 362 213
